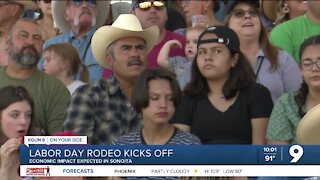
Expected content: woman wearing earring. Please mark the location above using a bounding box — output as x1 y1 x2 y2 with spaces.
261 0 308 27
0 86 35 180
171 26 273 144
225 0 302 103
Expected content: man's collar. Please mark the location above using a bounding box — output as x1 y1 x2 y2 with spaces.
69 26 96 39
106 75 121 95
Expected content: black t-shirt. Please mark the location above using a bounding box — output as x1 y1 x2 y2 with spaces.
171 82 273 144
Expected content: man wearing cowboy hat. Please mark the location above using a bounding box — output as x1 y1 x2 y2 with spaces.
64 14 159 144
38 0 110 82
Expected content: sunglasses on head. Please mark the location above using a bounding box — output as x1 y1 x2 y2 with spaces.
42 0 52 4
72 0 96 7
137 1 165 11
231 8 259 18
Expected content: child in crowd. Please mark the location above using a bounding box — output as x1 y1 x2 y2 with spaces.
157 26 205 89
113 68 201 145
0 86 35 180
43 43 89 95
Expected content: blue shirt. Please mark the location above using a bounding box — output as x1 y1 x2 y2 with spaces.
254 50 302 103
38 27 103 82
168 56 192 90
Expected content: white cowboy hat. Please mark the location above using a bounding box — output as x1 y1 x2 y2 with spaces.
52 0 110 33
296 104 320 144
91 14 159 69
12 0 38 10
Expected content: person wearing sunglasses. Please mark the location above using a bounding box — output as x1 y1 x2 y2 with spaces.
36 0 60 41
225 0 302 103
38 0 110 82
0 0 37 35
131 0 186 70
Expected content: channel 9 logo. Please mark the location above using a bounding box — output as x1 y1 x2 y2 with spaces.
289 145 304 163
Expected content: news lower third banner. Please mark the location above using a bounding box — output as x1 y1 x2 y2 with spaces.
20 136 320 177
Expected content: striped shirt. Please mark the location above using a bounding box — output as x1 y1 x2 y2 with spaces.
112 128 201 145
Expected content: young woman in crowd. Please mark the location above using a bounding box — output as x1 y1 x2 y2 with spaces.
225 0 302 103
36 0 59 41
171 26 273 144
0 86 34 180
158 26 205 89
43 43 89 95
113 68 201 145
267 35 320 144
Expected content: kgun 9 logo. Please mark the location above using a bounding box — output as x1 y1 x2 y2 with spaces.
289 145 304 163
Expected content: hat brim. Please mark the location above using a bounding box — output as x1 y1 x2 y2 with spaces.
12 0 38 10
91 26 159 69
261 1 278 22
52 0 110 33
296 104 320 144
227 0 260 15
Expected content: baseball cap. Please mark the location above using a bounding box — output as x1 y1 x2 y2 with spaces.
197 26 240 53
226 0 260 15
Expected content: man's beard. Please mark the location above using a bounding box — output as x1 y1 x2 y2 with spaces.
8 43 40 68
73 8 96 27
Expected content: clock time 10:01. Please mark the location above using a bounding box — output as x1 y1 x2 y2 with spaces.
263 147 277 153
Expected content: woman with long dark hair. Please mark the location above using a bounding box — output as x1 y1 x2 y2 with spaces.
267 35 320 144
0 86 35 180
171 26 273 144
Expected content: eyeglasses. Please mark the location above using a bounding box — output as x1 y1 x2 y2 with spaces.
42 0 52 4
231 8 260 18
136 1 165 11
301 59 320 71
72 0 96 8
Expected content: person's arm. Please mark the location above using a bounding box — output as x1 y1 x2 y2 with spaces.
267 140 290 145
171 96 194 133
279 51 303 93
269 24 295 61
251 117 269 144
46 81 71 135
173 124 191 132
157 39 183 69
266 94 295 144
248 84 274 145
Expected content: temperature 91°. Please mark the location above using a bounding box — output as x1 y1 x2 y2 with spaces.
265 155 276 162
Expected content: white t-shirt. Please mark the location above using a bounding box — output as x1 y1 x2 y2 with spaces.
67 80 85 95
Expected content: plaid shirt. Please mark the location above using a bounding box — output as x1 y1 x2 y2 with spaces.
63 76 142 144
